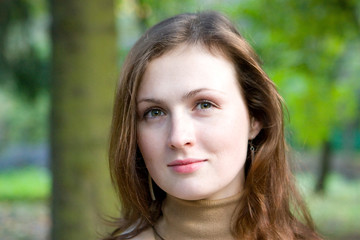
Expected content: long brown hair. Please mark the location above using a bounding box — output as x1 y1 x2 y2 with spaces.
106 11 321 239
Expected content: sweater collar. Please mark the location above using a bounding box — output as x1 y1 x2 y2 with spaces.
154 192 242 240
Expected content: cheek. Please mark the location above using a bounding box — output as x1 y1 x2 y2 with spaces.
217 126 249 158
208 109 249 142
202 111 250 160
229 119 250 156
137 127 163 168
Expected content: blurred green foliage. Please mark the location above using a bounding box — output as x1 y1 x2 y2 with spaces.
0 0 50 99
218 0 360 148
0 89 48 151
0 0 50 152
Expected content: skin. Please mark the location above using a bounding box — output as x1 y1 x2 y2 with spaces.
136 44 261 201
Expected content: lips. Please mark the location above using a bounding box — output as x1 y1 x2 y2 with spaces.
167 159 207 174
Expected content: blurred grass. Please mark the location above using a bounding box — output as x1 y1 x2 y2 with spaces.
297 173 360 238
0 167 50 201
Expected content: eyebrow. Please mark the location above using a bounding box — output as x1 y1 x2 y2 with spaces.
137 88 223 105
183 88 210 100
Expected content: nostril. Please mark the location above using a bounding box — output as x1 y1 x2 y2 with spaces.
169 136 194 149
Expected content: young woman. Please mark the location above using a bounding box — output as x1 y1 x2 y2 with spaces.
106 11 321 240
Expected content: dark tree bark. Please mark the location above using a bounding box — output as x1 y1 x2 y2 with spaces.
315 140 332 193
50 0 117 239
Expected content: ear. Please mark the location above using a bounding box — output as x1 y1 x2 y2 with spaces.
248 117 262 140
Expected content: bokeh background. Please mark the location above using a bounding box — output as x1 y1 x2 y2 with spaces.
0 0 359 239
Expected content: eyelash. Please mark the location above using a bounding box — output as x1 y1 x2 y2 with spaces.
142 100 218 120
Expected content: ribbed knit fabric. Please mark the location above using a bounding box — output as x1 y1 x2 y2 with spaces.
153 192 242 240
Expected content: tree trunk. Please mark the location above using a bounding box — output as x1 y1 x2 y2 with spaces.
50 0 117 239
315 140 332 193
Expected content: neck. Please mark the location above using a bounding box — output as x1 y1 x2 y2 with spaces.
154 192 242 240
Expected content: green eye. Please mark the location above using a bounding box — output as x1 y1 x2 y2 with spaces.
145 109 164 118
150 109 162 116
198 102 212 109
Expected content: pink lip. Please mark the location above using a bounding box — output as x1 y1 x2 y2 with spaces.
167 159 207 174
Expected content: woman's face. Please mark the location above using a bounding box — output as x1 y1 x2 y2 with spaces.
136 45 261 200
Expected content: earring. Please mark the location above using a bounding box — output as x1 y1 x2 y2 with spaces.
148 174 156 201
249 140 255 161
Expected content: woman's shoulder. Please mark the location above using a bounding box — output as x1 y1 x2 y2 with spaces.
130 227 155 240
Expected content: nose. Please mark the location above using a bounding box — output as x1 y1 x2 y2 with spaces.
167 113 195 149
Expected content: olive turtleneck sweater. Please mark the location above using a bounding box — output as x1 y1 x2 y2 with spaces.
136 192 242 240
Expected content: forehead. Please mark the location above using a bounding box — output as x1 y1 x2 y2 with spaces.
137 44 240 98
